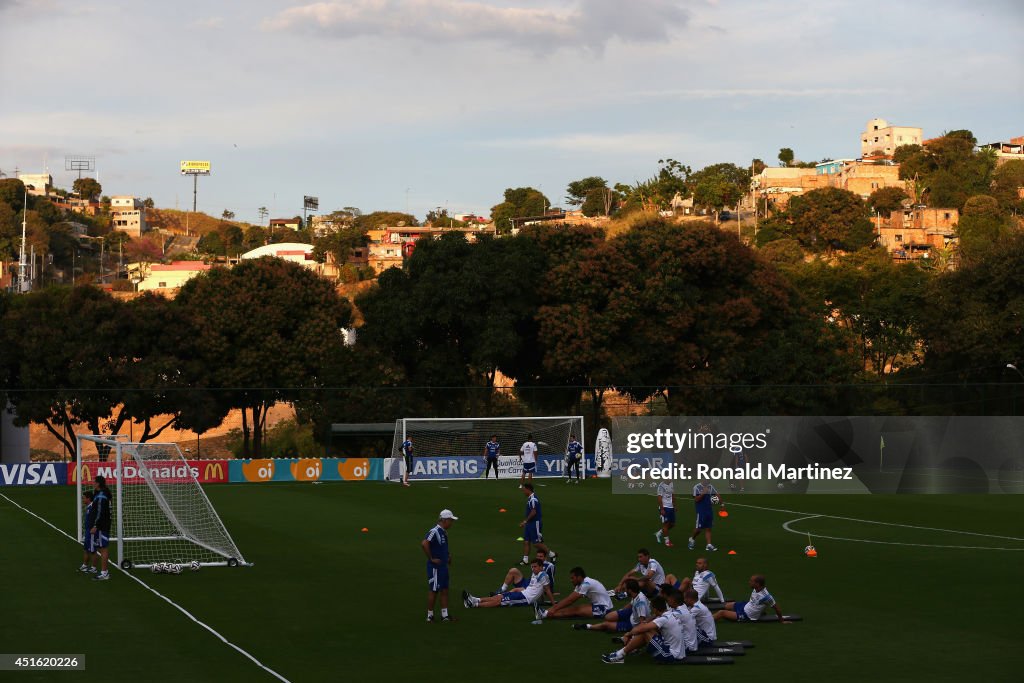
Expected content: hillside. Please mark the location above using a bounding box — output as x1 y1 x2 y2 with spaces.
146 208 249 235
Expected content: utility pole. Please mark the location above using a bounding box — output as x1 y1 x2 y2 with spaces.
18 186 28 292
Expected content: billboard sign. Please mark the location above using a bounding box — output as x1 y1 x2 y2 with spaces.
303 195 319 211
0 462 67 486
180 160 211 175
229 457 383 483
68 460 228 485
389 454 596 482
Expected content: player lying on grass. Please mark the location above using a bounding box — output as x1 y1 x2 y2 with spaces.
666 556 725 603
573 579 649 633
463 559 554 609
520 484 556 564
654 480 675 546
601 596 686 664
537 566 613 620
714 574 787 623
683 588 717 645
77 491 98 575
613 548 666 598
497 549 555 595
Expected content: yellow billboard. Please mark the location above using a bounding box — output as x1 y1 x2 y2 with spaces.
180 160 211 174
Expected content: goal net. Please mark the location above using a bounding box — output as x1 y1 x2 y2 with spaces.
387 416 585 482
76 436 247 569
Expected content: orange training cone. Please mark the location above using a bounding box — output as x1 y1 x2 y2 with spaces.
361 527 369 532
485 558 495 564
727 550 737 555
718 510 729 517
499 508 507 513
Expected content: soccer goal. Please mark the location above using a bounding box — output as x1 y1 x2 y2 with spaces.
75 435 248 569
387 416 585 482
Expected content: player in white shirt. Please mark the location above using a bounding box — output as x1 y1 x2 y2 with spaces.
519 434 538 487
714 574 787 623
613 548 666 597
537 566 613 620
666 556 725 603
654 480 675 547
601 596 686 664
463 559 554 608
573 579 650 633
683 588 717 645
495 549 555 596
665 589 698 653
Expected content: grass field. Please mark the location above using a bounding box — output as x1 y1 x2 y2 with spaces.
1 479 1021 682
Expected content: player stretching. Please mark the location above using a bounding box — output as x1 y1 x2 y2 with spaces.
400 436 414 487
78 491 98 575
601 596 686 664
463 558 554 609
666 590 698 654
573 578 649 633
520 483 555 564
91 475 112 581
666 557 724 603
520 434 537 487
683 588 717 646
654 479 675 546
483 434 501 480
496 549 555 595
688 480 722 551
613 548 666 598
714 574 787 623
565 434 583 483
422 509 458 623
537 566 612 620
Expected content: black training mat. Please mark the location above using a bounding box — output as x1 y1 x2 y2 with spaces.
710 640 754 648
747 614 802 622
703 602 729 610
681 656 734 665
692 646 745 656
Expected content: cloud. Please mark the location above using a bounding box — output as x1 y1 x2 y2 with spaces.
478 131 704 156
633 87 896 100
194 16 224 29
262 0 692 52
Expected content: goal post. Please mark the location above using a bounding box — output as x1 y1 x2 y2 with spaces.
388 416 585 482
75 435 248 569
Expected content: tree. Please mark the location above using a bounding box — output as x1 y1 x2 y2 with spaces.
778 148 794 167
73 177 102 201
566 177 608 206
312 225 370 267
175 257 353 457
143 197 155 208
957 195 1010 262
785 188 874 252
491 187 550 233
894 131 995 210
868 186 909 216
125 235 164 263
581 187 618 217
221 209 235 221
751 158 767 175
991 160 1024 214
351 211 417 231
759 238 805 265
0 178 27 210
689 163 750 219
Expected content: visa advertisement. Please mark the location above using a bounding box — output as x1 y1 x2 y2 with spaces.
229 458 384 483
0 462 68 486
391 454 597 481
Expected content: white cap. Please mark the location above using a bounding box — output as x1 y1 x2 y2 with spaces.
439 509 459 520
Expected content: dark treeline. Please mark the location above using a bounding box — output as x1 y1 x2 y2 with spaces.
2 217 1023 457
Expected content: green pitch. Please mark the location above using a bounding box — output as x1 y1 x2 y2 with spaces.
1 480 1020 682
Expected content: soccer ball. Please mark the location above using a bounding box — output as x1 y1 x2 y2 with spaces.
170 563 183 574
150 563 162 574
710 494 720 505
189 560 201 572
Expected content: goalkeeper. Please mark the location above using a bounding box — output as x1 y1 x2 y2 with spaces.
565 434 583 483
91 475 112 581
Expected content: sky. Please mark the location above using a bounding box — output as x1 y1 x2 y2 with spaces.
1 0 1022 224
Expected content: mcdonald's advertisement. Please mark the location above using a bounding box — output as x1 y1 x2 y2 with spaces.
66 460 229 485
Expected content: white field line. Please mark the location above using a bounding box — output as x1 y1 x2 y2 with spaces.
0 492 291 682
781 514 1024 551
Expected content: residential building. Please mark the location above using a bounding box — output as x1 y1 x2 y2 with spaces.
135 260 212 293
751 167 830 208
860 118 923 158
815 159 856 175
50 197 100 216
110 196 148 237
17 173 53 196
979 136 1024 166
239 242 343 279
877 207 959 260
836 162 905 199
365 224 495 273
269 218 301 232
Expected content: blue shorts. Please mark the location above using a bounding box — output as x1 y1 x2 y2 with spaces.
499 591 530 606
733 601 750 622
647 635 683 663
523 462 536 473
614 606 633 621
695 510 713 529
85 531 108 553
616 619 632 632
524 520 543 543
427 565 449 591
661 508 676 524
592 604 609 618
516 577 530 589
672 579 682 590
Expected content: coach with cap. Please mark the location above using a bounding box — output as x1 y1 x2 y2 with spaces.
422 509 458 622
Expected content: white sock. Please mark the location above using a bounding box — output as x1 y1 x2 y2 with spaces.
472 597 481 607
427 610 434 619
441 608 449 618
665 536 670 543
615 649 625 658
500 583 508 591
522 556 528 563
585 624 592 629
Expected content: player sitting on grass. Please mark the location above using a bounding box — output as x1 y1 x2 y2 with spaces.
666 556 725 603
573 579 649 633
713 574 787 623
463 559 554 609
666 589 698 653
683 588 717 646
613 548 666 598
78 491 98 575
537 566 612 620
496 549 555 596
601 596 686 664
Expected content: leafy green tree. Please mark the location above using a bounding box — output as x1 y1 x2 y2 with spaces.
566 177 608 206
690 163 750 218
0 178 27 210
143 197 155 208
352 211 417 231
581 186 618 217
868 186 909 215
752 158 767 175
991 160 1024 214
312 225 370 267
176 257 353 456
73 177 102 201
221 209 235 220
759 238 805 265
778 148 794 167
491 187 550 233
786 188 874 252
957 195 1010 262
894 131 995 209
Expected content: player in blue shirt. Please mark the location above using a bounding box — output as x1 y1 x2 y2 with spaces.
400 437 414 487
687 481 722 552
91 475 112 581
77 491 99 575
565 434 584 484
421 509 458 622
483 435 501 480
520 483 556 565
